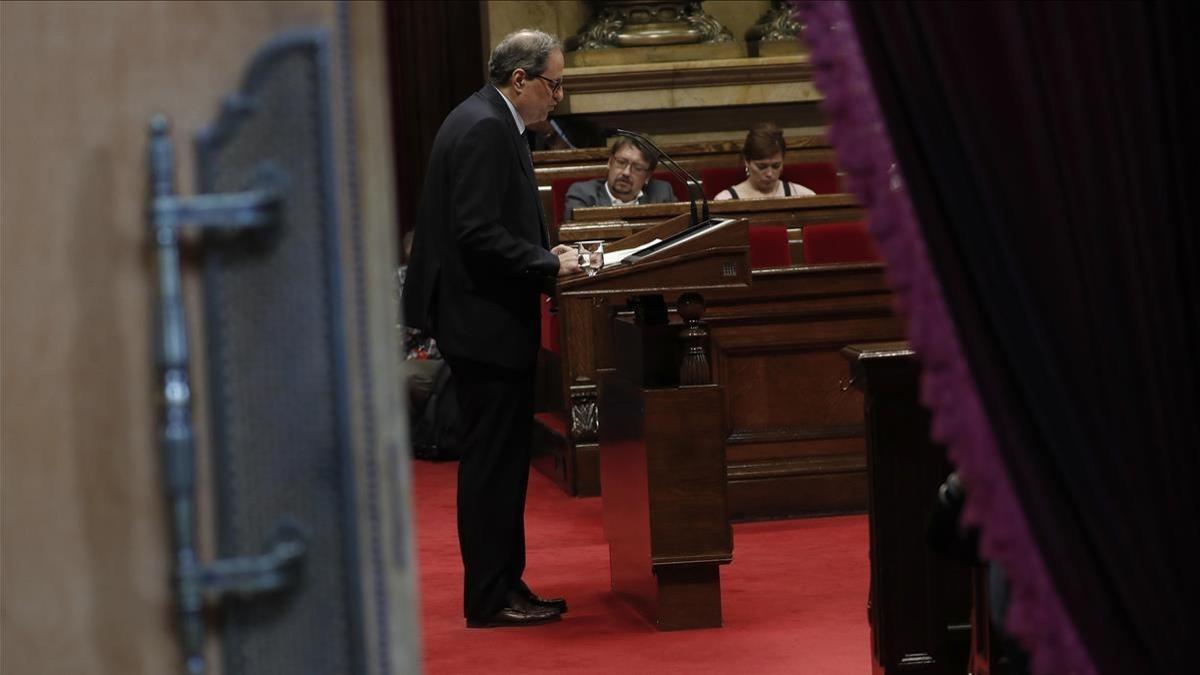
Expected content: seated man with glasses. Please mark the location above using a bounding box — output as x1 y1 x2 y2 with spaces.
562 135 676 221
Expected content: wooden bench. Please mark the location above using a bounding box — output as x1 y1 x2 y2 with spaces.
533 135 838 186
535 135 845 231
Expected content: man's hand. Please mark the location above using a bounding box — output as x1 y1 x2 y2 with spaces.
553 244 582 277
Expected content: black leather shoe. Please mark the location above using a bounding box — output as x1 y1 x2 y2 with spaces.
465 604 561 629
516 581 568 614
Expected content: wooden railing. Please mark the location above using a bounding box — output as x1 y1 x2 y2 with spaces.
555 195 864 264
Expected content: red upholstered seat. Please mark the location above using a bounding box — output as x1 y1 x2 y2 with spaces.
550 177 578 230
699 166 741 200
748 226 792 269
802 221 882 264
700 163 841 199
650 171 689 203
540 293 560 354
782 163 840 194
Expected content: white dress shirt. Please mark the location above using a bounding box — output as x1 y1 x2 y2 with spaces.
604 180 644 206
494 86 526 135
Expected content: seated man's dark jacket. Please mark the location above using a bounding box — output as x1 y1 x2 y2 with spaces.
561 178 676 222
403 85 558 371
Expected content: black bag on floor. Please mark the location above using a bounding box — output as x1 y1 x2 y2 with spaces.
412 361 461 461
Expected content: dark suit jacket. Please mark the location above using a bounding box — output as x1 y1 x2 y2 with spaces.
403 85 559 370
561 178 676 222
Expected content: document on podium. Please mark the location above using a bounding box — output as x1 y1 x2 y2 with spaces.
622 218 738 265
604 239 661 266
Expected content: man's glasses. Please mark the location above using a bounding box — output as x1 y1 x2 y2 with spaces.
611 158 651 174
532 74 563 95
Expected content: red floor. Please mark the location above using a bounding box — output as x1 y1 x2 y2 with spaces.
414 460 871 674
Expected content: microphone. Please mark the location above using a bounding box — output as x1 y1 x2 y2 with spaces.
614 129 710 227
548 119 576 149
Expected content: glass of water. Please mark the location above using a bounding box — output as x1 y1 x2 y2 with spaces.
577 240 605 276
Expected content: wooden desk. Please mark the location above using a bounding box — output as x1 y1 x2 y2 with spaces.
563 194 862 235
534 136 842 234
841 343 973 674
554 195 863 265
569 194 860 225
703 266 903 519
537 259 903 522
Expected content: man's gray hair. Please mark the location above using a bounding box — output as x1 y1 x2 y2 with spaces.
487 29 561 86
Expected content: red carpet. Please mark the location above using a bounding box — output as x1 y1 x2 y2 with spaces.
414 460 871 674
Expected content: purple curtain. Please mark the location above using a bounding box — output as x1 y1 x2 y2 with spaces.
800 2 1199 674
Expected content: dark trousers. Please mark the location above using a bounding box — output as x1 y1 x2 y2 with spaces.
443 354 536 619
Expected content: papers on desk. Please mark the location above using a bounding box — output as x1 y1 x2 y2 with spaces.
620 218 739 265
604 239 661 266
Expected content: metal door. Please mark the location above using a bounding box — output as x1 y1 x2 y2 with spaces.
149 16 418 675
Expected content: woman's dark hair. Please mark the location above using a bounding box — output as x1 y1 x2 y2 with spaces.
742 123 787 161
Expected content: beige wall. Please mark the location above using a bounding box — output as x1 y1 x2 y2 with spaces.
482 0 771 51
0 2 402 673
482 0 588 51
706 0 774 42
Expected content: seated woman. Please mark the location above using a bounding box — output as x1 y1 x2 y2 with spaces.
714 123 817 200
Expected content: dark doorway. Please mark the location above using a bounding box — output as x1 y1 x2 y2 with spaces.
385 0 484 260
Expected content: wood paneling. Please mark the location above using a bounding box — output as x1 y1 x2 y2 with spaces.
704 266 902 519
719 348 864 430
560 100 829 147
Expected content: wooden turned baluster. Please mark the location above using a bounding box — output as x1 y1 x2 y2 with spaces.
677 292 711 386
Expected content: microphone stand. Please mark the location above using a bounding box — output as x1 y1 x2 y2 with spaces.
615 129 710 227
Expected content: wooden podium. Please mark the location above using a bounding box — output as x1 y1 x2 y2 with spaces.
841 343 975 674
547 214 751 496
538 204 901 519
565 216 747 630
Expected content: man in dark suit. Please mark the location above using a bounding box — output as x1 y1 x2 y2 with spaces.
403 29 581 628
561 135 677 221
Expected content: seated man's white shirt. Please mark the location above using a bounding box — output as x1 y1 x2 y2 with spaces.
605 180 644 206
